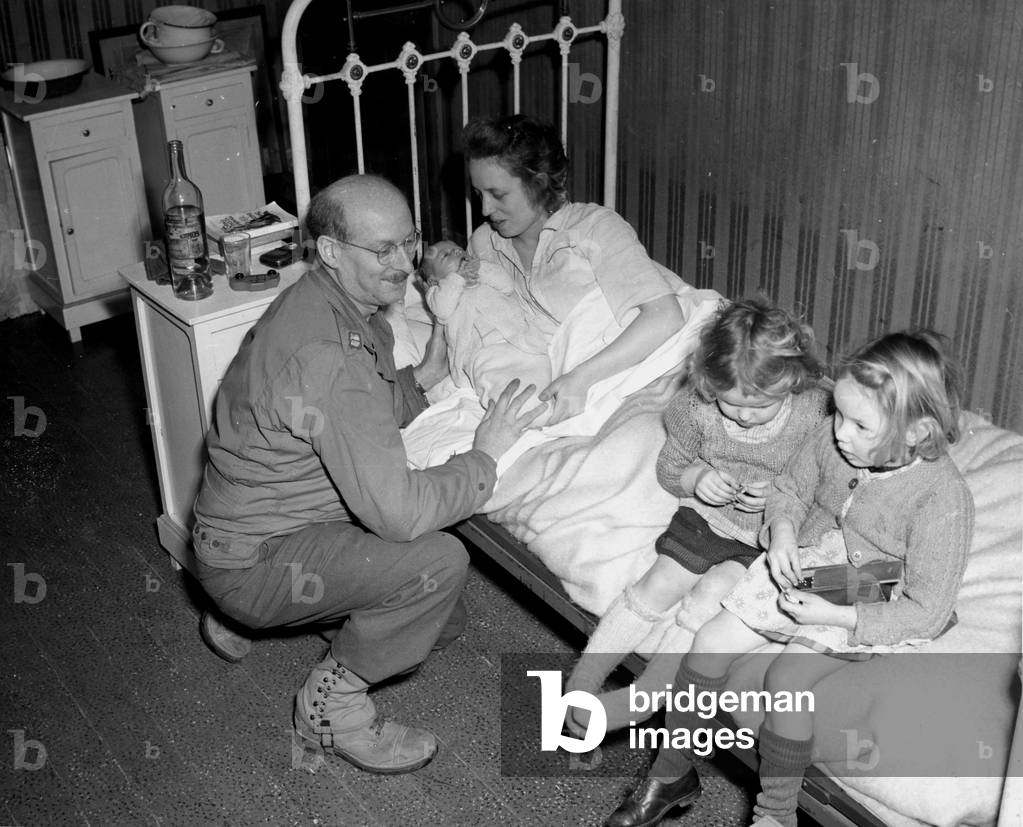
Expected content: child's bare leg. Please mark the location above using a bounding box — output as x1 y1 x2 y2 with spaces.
686 607 771 678
586 561 747 735
762 643 847 740
631 555 703 612
649 610 769 779
754 643 848 827
565 558 703 736
567 558 700 695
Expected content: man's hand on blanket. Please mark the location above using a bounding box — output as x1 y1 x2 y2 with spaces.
538 369 590 425
472 379 548 461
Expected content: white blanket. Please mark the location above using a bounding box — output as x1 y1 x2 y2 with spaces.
402 283 721 482
393 281 1022 826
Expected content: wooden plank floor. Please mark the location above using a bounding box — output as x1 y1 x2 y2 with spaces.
0 312 759 827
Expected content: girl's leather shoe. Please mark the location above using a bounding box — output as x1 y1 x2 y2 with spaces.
605 768 702 827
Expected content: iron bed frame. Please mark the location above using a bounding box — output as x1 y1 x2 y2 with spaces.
276 2 891 824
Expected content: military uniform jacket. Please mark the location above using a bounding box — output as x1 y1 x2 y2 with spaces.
194 264 497 568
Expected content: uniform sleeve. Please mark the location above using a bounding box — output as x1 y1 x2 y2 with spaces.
393 365 429 427
580 210 676 324
295 344 497 542
759 419 832 548
851 469 975 646
655 386 704 496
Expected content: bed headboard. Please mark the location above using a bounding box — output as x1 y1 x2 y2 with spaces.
278 0 623 239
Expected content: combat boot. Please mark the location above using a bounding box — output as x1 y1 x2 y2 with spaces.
293 654 437 774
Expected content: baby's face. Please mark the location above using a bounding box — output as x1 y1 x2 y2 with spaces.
422 241 466 279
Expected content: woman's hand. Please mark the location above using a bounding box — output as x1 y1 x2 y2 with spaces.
777 590 857 629
733 480 769 513
693 468 741 505
766 519 802 590
538 369 591 425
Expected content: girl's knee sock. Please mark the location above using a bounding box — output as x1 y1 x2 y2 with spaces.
567 585 673 696
649 654 731 778
597 649 685 733
752 727 814 827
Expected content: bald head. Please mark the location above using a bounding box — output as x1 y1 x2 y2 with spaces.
305 174 409 243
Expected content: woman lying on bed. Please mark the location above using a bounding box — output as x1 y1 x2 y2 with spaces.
463 114 684 425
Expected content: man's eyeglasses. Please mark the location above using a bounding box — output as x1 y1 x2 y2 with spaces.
340 229 421 265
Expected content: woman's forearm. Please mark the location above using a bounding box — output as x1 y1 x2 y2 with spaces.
571 294 684 385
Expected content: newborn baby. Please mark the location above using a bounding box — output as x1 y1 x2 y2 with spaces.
421 240 551 408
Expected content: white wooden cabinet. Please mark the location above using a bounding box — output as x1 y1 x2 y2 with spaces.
1 75 151 342
133 65 265 230
121 259 308 572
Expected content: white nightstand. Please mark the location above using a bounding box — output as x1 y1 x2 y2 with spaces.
132 63 266 230
121 259 308 572
1 74 151 342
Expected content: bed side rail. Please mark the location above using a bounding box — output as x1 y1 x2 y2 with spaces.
455 513 890 827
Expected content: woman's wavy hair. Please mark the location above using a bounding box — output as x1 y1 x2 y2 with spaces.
838 330 962 465
462 115 569 213
689 298 825 402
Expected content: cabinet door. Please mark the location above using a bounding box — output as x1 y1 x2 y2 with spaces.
50 145 147 298
177 112 263 215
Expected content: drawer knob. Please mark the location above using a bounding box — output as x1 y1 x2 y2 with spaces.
81 128 91 137
205 98 214 106
67 227 74 235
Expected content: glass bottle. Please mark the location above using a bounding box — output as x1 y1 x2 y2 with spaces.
163 140 212 300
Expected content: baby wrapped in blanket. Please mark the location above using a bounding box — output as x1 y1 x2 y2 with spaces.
422 241 552 408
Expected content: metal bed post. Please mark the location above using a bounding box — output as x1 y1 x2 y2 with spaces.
279 0 317 219
603 0 623 209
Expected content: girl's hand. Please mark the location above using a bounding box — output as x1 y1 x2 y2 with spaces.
538 370 591 425
766 533 802 590
733 479 769 513
694 468 741 506
777 590 857 628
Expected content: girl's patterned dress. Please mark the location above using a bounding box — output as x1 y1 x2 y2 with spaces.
721 460 924 658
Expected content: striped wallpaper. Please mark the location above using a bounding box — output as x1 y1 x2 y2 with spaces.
1 0 1021 430
452 0 1023 431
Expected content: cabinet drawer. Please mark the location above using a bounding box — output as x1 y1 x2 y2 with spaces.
38 108 130 153
167 81 250 121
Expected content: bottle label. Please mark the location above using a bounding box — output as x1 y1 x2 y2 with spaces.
165 206 206 263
